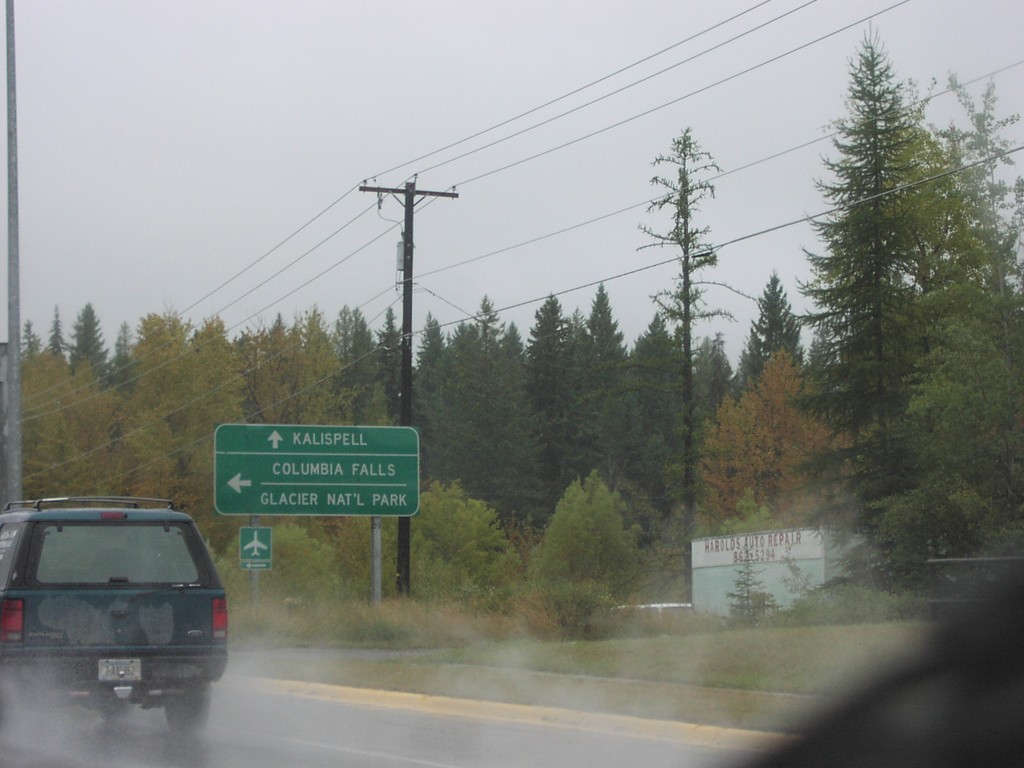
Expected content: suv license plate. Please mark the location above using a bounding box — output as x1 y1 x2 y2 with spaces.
98 658 141 682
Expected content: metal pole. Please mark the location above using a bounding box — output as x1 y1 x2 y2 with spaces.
371 517 382 604
250 515 260 608
0 343 6 510
5 0 21 505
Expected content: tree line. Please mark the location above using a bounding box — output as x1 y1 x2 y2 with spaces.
17 34 1024 596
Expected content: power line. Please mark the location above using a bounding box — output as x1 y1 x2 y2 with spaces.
22 28 1015 428
22 198 379 414
178 184 363 319
23 219 400 422
452 0 912 188
416 58 1024 282
117 1 783 352
366 0 780 181
18 1 903 415
28 143 1022 484
24 53 1023 423
430 144 1024 336
414 0 821 178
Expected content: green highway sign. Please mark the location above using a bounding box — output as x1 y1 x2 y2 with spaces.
214 424 419 516
239 526 272 570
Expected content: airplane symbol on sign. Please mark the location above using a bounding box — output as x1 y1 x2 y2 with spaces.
243 532 268 556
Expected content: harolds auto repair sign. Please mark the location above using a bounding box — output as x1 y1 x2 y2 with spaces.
690 528 839 614
692 528 825 568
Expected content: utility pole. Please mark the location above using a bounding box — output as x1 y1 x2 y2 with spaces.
359 179 457 595
5 0 20 508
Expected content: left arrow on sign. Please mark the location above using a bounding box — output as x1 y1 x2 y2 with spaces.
228 473 253 493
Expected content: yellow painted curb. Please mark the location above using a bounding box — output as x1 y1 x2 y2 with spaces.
230 677 794 753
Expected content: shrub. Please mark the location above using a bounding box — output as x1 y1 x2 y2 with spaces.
777 583 927 626
215 523 344 609
411 482 521 601
522 580 617 640
528 472 639 599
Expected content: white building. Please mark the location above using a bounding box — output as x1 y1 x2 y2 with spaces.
691 528 848 615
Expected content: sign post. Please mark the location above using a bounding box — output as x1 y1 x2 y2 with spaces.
214 424 419 517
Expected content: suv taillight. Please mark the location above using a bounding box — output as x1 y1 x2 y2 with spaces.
1 598 24 642
212 597 228 640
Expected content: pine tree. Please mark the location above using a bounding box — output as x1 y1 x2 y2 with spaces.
738 272 803 388
641 128 723 534
413 314 447 477
628 314 679 518
47 306 65 359
726 551 776 626
430 298 540 524
582 284 633 485
802 33 927 509
526 295 576 510
335 306 386 424
108 322 135 392
21 320 41 356
69 303 109 379
376 307 403 424
693 334 734 427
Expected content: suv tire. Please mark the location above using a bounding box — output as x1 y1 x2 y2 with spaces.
164 684 212 732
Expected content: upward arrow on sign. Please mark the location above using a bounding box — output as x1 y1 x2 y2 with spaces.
268 430 283 449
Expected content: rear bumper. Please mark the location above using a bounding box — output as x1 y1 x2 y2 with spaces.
0 647 227 697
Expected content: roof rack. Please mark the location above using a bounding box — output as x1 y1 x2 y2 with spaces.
3 496 176 512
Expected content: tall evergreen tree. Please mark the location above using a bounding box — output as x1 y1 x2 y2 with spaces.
526 295 576 510
627 314 680 519
377 307 403 424
802 34 928 516
641 127 722 534
430 298 540 524
581 284 634 485
21 320 41 357
69 303 109 379
874 78 1024 576
693 333 734 427
413 314 447 477
335 306 386 424
48 306 65 359
109 322 135 392
738 272 803 388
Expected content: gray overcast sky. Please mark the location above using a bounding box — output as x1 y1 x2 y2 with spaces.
4 0 1023 360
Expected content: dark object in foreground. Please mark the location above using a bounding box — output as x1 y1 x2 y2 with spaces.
746 561 1024 768
0 497 227 732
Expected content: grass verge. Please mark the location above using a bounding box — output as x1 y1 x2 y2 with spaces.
230 602 926 732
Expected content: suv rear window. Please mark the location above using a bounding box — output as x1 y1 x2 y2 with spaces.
31 523 202 585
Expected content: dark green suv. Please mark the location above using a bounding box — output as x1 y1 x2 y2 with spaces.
0 497 228 731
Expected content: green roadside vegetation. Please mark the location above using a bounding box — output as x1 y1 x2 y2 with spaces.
229 599 928 732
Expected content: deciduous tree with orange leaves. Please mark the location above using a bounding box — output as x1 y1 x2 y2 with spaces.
700 351 830 531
